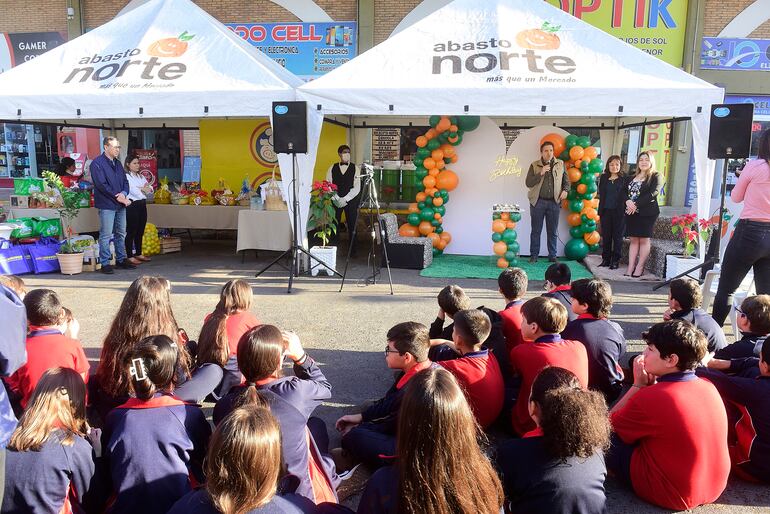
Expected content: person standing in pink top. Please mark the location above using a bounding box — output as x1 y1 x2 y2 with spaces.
712 129 770 326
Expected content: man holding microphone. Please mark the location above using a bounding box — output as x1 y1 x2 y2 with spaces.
525 141 569 263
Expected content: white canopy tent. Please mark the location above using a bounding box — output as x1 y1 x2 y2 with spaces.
0 0 322 249
298 0 724 242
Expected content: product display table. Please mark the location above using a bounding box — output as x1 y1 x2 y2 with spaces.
236 209 292 253
8 207 100 233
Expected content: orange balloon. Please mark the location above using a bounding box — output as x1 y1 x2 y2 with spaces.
591 198 600 209
408 203 419 213
425 128 437 140
432 197 444 207
399 223 420 237
431 149 444 161
436 239 448 251
581 207 598 219
582 199 591 209
567 212 582 226
435 159 446 170
569 146 585 161
497 257 509 268
428 168 440 177
583 147 598 160
449 124 458 133
435 216 443 224
450 155 458 163
423 175 437 188
425 187 438 197
540 133 566 156
418 221 434 236
448 135 459 143
440 232 452 243
436 117 451 133
567 168 582 183
435 170 459 191
440 144 455 157
434 213 441 220
492 219 506 233
493 241 508 255
595 214 601 223
500 212 510 221
415 136 427 148
506 221 516 229
584 231 600 245
423 157 437 170
577 184 587 194
416 192 427 202
428 232 441 247
561 200 569 210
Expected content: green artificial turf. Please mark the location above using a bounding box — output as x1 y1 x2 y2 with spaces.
420 254 593 281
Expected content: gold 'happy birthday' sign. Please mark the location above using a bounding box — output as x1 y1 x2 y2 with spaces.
489 155 522 182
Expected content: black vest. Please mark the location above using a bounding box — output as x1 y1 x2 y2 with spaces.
331 163 357 198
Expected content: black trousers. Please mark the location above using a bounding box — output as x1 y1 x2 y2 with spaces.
600 209 625 262
125 199 147 258
712 219 770 326
334 199 360 240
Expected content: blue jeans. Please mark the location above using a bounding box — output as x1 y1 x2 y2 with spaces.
98 207 127 265
530 198 560 258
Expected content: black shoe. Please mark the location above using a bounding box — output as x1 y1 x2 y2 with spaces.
100 265 114 274
117 260 137 270
609 261 619 270
548 256 558 263
599 259 610 267
529 256 538 264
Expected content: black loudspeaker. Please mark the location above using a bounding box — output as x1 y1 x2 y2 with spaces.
272 101 307 154
708 103 754 159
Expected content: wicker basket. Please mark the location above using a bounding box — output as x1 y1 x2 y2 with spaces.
264 166 287 211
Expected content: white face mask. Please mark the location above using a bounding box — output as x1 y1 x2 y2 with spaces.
340 153 350 163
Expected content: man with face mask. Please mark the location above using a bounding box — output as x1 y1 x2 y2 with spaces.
325 144 361 254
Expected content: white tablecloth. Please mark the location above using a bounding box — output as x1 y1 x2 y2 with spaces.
236 209 292 252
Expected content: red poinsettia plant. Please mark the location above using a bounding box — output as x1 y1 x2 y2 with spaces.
309 180 338 247
671 213 713 258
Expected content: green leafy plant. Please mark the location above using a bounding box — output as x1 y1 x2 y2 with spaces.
308 180 338 247
33 171 84 254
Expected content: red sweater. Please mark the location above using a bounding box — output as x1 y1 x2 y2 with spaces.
439 349 504 428
499 300 525 352
205 311 261 356
509 335 589 435
610 371 730 510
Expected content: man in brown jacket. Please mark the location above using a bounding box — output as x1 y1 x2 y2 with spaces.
525 141 569 263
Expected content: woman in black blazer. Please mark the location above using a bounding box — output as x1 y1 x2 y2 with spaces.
597 155 627 269
624 151 661 277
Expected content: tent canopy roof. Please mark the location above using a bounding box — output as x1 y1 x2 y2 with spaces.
299 0 723 117
0 0 300 127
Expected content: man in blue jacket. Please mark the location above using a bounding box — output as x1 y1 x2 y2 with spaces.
90 137 135 274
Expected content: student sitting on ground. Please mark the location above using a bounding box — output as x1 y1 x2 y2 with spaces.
697 339 770 484
3 368 102 514
664 277 727 353
357 367 504 514
5 289 89 409
430 309 505 429
509 297 589 435
197 279 261 399
0 275 27 300
429 285 471 340
609 320 730 511
496 367 610 514
333 322 435 471
714 294 770 360
542 263 577 322
562 278 626 403
213 326 338 504
498 267 528 350
105 335 211 514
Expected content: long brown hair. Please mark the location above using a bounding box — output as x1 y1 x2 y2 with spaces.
198 280 253 367
236 325 283 407
634 151 657 181
603 154 624 177
205 404 281 514
129 335 179 400
97 276 189 397
396 367 504 514
530 367 611 460
9 368 87 451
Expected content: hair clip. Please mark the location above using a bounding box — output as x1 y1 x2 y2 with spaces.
129 357 148 381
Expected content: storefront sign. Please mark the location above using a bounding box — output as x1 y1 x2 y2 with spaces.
725 95 770 119
225 22 357 80
135 149 158 187
700 37 770 71
640 123 672 205
0 32 66 73
546 0 689 67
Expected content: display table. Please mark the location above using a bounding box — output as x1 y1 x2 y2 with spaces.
236 209 292 253
8 207 100 233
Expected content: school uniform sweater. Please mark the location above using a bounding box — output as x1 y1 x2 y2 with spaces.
714 332 767 360
6 329 90 408
213 358 337 503
610 371 730 511
168 488 317 514
509 335 589 435
543 286 577 322
495 429 607 514
435 348 504 428
104 393 211 514
670 308 727 353
697 360 770 483
2 430 99 514
561 314 626 403
499 300 525 351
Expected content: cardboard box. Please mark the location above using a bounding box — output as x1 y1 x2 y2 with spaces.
10 195 29 208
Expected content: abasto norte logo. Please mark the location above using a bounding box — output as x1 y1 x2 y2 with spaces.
431 21 576 82
64 31 195 85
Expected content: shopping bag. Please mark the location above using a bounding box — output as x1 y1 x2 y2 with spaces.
13 178 45 196
0 238 33 275
25 237 62 274
7 218 34 239
32 217 63 238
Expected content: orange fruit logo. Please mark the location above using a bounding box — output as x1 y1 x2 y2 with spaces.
147 31 194 57
516 21 561 50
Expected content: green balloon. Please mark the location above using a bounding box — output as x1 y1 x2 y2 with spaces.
567 190 578 201
579 173 594 185
507 241 520 254
502 229 517 243
438 132 450 144
442 196 449 205
569 226 584 239
429 115 441 127
492 232 503 242
589 243 601 252
434 205 446 216
565 134 579 148
444 157 452 164
578 136 591 148
433 248 442 256
493 212 501 220
564 238 589 260
588 159 604 174
509 257 520 266
417 201 426 210
449 116 458 125
559 149 571 161
504 250 517 261
456 115 481 131
420 207 435 221
569 200 583 213
440 189 448 198
581 214 589 223
511 212 522 222
581 192 595 200
431 219 441 227
407 213 420 226
450 133 463 146
412 157 423 167
585 182 598 194
427 139 440 151
415 170 428 180
436 227 444 234
417 147 431 158
580 161 589 171
433 191 442 197
583 222 597 233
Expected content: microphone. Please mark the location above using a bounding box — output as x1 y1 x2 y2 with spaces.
549 158 555 171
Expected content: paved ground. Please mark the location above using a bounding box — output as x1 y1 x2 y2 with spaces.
20 239 770 513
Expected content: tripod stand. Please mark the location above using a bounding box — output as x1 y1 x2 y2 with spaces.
339 163 394 294
255 151 342 293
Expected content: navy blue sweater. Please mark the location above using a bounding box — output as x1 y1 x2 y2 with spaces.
2 430 99 514
90 153 129 210
670 308 727 353
213 358 337 502
561 315 626 403
104 393 211 514
714 333 766 360
169 488 317 514
0 285 27 448
543 288 578 322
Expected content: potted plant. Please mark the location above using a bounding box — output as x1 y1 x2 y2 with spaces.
666 213 703 280
308 180 338 277
34 171 85 275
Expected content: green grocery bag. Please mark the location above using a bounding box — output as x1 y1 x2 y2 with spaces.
32 217 63 238
7 217 35 238
13 178 45 196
